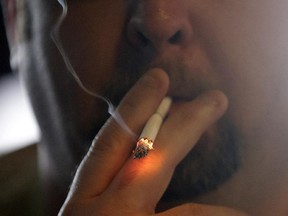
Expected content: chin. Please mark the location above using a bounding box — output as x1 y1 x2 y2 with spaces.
159 117 241 206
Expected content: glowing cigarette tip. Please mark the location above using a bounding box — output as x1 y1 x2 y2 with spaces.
133 97 172 159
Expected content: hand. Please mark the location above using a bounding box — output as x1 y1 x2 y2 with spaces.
59 68 247 216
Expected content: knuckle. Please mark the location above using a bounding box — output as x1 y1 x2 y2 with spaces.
88 118 132 158
119 94 141 118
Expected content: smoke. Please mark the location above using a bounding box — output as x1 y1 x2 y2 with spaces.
50 0 136 139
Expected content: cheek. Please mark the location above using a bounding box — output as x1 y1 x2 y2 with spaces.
225 76 271 135
195 2 286 134
58 1 128 93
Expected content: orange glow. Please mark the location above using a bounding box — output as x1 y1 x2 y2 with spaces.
133 138 154 159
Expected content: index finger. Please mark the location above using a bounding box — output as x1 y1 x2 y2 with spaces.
108 90 228 213
68 68 169 199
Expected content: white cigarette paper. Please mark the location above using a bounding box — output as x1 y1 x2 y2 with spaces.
133 97 172 159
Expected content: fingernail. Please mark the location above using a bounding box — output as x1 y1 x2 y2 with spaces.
200 90 226 107
201 95 220 107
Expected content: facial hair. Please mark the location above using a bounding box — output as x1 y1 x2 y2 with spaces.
93 57 241 203
160 117 240 203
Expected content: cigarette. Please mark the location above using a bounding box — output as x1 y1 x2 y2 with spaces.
133 97 172 159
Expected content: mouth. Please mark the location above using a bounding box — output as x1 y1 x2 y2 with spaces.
149 63 217 104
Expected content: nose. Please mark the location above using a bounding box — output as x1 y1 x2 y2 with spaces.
127 1 193 50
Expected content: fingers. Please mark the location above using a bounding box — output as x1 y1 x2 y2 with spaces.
159 90 228 165
108 90 228 212
64 67 230 216
69 68 169 198
158 203 249 216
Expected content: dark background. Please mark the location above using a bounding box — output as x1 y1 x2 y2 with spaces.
0 3 12 77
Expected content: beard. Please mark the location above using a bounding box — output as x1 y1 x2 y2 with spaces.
103 72 241 205
160 117 240 204
86 55 241 204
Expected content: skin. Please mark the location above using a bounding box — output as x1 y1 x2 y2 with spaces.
3 0 288 215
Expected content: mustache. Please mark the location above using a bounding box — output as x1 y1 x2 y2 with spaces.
102 59 219 107
152 60 219 100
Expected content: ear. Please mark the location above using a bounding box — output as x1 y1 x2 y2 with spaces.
1 0 30 71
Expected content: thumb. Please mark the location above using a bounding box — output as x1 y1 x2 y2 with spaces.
158 203 249 216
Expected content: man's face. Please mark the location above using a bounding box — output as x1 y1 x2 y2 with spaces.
23 0 288 208
56 0 288 139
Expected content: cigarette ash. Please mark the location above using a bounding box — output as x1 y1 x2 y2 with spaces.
133 138 154 159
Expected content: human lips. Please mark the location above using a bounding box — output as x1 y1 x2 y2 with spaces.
145 64 204 107
148 62 216 102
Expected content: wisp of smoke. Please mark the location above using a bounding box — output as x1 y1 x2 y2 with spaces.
50 0 136 138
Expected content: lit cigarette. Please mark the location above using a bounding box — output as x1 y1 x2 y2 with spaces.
133 97 172 159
